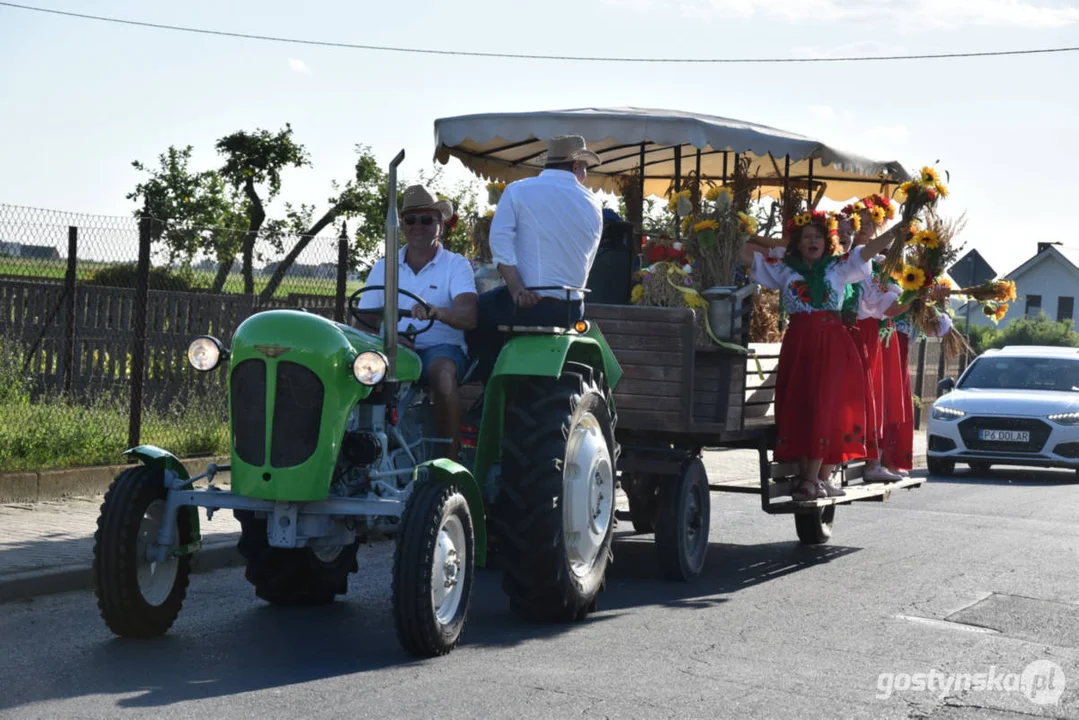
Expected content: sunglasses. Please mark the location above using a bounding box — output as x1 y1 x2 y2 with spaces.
403 215 438 226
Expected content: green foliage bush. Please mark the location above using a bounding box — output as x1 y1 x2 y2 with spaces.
89 262 195 292
0 336 227 473
964 312 1079 356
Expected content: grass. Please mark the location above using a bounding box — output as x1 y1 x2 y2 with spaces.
0 258 364 299
0 336 228 473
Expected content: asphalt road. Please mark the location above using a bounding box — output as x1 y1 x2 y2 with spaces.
1 453 1077 720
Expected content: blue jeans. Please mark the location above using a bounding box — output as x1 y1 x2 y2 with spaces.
417 343 469 384
465 286 585 382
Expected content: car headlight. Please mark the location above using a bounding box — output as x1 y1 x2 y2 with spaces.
187 336 226 372
352 351 388 386
1048 412 1079 426
932 405 966 421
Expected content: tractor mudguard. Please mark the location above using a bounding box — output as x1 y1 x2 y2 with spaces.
123 444 201 546
470 330 623 511
415 458 488 567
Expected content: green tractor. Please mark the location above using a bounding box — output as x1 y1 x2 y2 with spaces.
91 149 624 657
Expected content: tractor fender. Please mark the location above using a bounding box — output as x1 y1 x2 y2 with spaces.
414 459 488 568
489 331 622 388
123 444 201 544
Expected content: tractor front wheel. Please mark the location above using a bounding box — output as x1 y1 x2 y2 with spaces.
235 511 359 606
92 465 192 637
392 480 475 657
497 362 617 622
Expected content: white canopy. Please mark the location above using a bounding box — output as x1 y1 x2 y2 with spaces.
434 107 911 203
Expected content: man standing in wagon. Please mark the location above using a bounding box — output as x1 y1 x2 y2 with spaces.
466 135 604 379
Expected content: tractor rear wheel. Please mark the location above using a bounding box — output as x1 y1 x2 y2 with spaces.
235 510 359 606
496 361 618 622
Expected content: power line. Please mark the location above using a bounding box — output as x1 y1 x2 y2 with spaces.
3 1 1079 64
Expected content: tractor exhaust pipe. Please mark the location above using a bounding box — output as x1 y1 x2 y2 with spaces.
384 149 406 381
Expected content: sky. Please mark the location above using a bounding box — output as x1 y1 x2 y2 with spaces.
1 0 1078 276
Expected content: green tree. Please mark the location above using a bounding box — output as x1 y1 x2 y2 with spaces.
214 123 312 295
126 145 248 290
259 144 390 300
983 312 1079 351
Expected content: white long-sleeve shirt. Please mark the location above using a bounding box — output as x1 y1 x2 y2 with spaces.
488 169 603 301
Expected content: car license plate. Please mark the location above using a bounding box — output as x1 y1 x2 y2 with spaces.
979 429 1030 442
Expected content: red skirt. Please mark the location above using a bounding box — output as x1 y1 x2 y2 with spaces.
849 317 884 458
774 311 867 465
881 330 914 470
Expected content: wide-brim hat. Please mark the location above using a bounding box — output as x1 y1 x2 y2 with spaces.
401 184 454 221
541 134 602 167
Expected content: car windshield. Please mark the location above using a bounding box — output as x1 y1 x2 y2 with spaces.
960 356 1079 392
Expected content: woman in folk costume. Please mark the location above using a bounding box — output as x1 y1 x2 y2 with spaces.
740 210 909 501
879 300 953 477
838 206 912 483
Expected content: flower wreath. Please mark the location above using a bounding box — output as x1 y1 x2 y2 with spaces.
841 194 896 227
785 209 836 239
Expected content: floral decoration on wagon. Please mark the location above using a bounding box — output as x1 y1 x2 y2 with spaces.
876 164 951 278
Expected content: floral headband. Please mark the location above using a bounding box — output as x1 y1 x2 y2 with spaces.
786 209 837 238
841 194 896 227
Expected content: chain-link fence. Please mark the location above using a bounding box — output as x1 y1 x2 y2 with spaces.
0 203 360 473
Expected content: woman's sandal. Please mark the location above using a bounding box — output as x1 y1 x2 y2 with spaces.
792 479 822 501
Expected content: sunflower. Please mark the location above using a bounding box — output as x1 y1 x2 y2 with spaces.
897 265 926 291
705 185 733 202
870 207 886 225
852 201 866 212
993 303 1009 321
920 167 941 185
896 181 915 202
668 189 692 213
992 280 1018 302
794 213 810 227
911 230 940 248
693 219 719 232
631 284 644 304
934 182 949 198
850 213 862 232
737 211 757 233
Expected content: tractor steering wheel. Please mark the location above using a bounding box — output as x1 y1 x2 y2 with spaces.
348 285 436 339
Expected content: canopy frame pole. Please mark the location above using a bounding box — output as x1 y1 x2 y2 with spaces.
722 151 728 186
807 158 815 209
674 145 682 240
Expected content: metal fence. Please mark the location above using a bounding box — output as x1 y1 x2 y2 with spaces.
0 203 357 473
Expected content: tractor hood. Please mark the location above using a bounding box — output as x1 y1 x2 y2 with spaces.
225 309 421 502
230 309 422 386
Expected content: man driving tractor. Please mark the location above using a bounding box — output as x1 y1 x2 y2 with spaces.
354 184 478 460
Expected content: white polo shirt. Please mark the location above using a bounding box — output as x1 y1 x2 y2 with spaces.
357 245 477 351
488 169 603 301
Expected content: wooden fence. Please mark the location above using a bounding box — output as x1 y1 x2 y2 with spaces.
0 279 335 407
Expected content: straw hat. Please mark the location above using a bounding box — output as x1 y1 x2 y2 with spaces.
401 184 454 221
543 135 602 167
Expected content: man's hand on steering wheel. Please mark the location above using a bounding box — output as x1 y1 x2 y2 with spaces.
410 303 439 322
347 285 437 340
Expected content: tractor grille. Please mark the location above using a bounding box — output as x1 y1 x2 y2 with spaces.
270 361 324 468
231 359 267 466
958 416 1051 453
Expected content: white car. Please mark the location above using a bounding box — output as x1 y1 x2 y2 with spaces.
927 345 1079 477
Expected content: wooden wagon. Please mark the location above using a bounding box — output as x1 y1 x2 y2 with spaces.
436 107 927 581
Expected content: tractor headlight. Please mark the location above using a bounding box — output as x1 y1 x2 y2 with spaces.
187 336 226 372
352 351 388 386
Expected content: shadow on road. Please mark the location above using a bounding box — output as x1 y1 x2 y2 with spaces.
0 531 861 712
